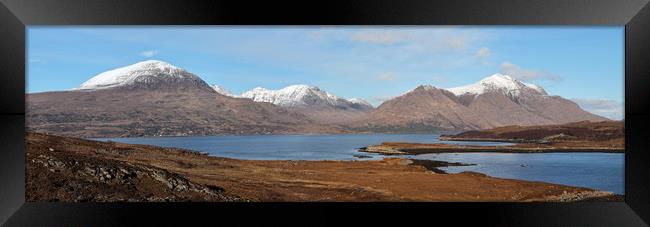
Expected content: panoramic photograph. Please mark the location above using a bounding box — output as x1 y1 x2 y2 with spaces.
26 26 624 202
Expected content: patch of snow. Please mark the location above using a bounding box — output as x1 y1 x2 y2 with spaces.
210 84 235 97
522 82 547 95
348 98 373 107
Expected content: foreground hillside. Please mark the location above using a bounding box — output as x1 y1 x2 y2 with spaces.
27 133 618 202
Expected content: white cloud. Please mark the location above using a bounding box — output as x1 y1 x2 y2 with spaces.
348 29 482 54
377 73 397 81
500 61 561 82
139 50 159 57
475 47 491 65
571 98 623 120
475 47 490 58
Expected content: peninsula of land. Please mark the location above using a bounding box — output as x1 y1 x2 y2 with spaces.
359 121 623 155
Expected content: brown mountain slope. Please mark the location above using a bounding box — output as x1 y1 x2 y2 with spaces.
290 106 371 124
516 93 609 124
463 92 556 126
348 86 494 132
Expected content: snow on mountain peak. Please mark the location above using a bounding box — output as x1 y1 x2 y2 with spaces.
241 84 339 107
349 98 372 106
241 84 371 109
210 84 235 97
75 60 194 90
521 82 547 94
446 73 547 97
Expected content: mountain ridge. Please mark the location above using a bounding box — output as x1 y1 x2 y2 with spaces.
27 60 611 137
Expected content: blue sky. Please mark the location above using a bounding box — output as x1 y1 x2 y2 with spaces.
27 26 624 119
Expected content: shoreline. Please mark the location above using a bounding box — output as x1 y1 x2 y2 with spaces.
85 131 460 140
438 135 548 144
26 132 621 202
358 142 624 155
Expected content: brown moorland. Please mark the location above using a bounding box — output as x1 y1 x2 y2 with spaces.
27 132 616 202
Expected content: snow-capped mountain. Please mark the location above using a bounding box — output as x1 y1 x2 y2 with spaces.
353 73 608 132
75 60 211 91
241 85 373 123
446 73 547 98
241 85 372 109
210 84 235 97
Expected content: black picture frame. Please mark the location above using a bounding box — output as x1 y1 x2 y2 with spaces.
1 0 649 225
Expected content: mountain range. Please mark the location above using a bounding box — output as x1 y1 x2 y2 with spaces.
27 60 610 137
27 60 342 137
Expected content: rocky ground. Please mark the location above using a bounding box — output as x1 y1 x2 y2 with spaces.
27 138 247 202
27 132 618 202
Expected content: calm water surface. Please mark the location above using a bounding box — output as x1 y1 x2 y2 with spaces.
94 134 510 160
94 134 623 194
411 152 624 194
